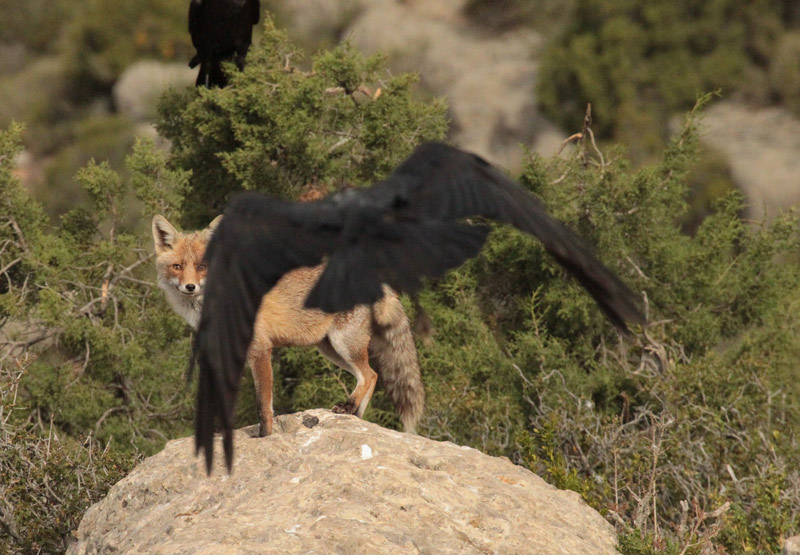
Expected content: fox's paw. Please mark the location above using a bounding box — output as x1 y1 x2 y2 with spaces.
331 400 357 415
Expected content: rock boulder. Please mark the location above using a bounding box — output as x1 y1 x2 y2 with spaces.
70 409 618 554
701 101 800 219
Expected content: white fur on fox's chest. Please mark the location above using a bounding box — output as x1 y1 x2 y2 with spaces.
158 275 202 329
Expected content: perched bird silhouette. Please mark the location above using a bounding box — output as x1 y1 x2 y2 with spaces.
194 142 646 473
188 0 260 88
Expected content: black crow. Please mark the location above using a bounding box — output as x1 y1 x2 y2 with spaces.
194 142 646 472
188 0 261 88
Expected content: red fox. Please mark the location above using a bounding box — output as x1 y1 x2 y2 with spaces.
152 214 424 437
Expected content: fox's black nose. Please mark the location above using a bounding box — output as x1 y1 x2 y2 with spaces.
185 284 196 292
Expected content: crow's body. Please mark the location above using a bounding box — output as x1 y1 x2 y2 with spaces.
188 0 260 88
194 142 646 472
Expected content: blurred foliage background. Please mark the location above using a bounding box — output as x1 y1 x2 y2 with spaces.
1 2 799 553
533 0 800 161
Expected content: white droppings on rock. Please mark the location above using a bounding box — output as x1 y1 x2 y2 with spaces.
361 444 373 460
301 430 321 448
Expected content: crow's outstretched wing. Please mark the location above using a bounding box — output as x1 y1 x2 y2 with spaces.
194 194 337 473
195 141 645 473
307 142 645 331
302 214 491 311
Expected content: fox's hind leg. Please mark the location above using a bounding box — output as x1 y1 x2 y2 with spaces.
317 323 377 419
248 348 274 437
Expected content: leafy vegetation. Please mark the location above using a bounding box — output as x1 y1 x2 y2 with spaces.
534 0 800 160
157 19 447 227
61 0 192 99
1 122 191 552
1 12 799 555
0 354 134 553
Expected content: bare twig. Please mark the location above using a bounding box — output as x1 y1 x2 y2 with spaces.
0 256 21 276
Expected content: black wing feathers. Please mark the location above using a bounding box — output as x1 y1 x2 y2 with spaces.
305 220 490 312
194 194 335 471
194 142 645 473
310 143 645 327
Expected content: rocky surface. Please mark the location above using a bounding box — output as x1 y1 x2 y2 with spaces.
112 60 195 144
700 101 800 219
69 409 619 554
112 60 195 123
785 535 800 555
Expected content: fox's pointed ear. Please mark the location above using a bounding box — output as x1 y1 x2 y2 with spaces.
205 215 223 236
152 215 179 253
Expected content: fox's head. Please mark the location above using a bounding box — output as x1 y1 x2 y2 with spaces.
152 215 222 301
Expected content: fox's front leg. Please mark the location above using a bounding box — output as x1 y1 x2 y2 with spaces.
249 349 274 437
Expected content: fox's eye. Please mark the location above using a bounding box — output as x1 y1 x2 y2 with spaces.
197 264 207 271
172 263 182 270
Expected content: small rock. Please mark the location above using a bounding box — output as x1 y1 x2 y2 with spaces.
785 535 800 555
112 60 195 122
302 414 320 428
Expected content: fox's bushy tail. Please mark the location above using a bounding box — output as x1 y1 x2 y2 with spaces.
369 288 424 433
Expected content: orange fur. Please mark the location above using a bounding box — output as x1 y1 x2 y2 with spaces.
152 214 425 436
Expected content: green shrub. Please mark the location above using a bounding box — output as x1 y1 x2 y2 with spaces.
61 0 191 99
2 16 799 553
157 16 448 227
0 355 135 554
537 0 789 159
506 101 800 552
1 125 195 454
770 32 800 115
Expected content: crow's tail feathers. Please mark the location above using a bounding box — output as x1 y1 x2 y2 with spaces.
194 339 239 475
194 354 217 474
194 60 227 88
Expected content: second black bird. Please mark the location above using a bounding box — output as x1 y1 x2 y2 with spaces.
188 0 261 88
